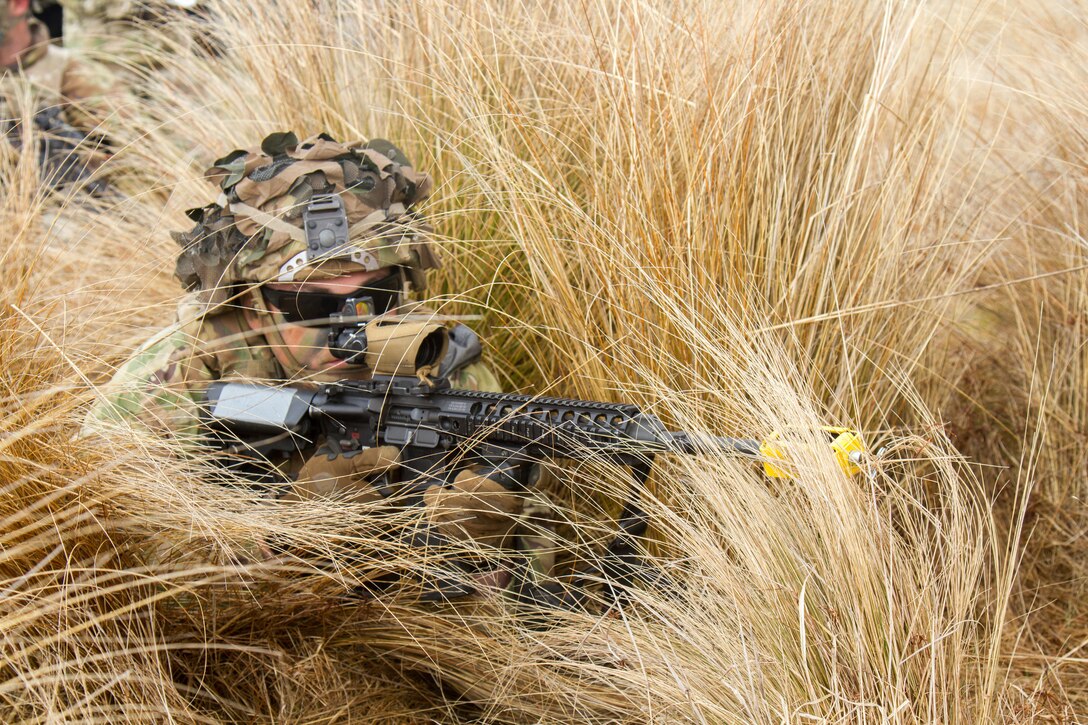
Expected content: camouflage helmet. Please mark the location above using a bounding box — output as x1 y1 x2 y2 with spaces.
172 131 440 308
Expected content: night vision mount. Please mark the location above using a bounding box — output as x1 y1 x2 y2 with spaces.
277 193 384 282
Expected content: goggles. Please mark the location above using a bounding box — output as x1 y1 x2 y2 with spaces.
260 271 402 324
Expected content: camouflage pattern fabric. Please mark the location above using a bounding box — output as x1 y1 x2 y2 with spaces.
60 0 205 72
1 19 114 134
175 132 439 310
1 18 116 190
86 295 280 441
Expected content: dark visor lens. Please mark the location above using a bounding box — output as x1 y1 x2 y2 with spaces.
262 272 401 324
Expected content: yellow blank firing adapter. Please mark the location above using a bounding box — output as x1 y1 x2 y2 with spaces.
758 426 865 478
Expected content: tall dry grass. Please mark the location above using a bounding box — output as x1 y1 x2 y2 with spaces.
2 0 1084 721
937 1 1088 716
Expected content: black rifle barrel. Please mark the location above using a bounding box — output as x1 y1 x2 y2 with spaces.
667 431 762 457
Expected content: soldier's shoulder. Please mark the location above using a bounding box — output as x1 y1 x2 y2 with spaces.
85 300 224 431
19 42 71 96
16 38 117 119
109 294 249 383
90 321 200 419
57 48 116 103
449 361 503 393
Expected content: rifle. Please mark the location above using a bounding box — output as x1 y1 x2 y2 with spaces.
3 106 110 194
205 316 867 609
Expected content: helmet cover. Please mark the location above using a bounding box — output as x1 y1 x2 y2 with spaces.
172 131 440 309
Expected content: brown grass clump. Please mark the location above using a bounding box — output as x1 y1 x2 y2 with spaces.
2 0 1086 721
939 2 1088 717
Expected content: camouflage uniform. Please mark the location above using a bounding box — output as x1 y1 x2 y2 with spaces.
88 132 552 585
2 15 116 190
2 18 112 129
61 0 198 56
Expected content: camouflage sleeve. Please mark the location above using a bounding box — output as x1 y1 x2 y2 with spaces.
84 323 218 442
59 55 120 135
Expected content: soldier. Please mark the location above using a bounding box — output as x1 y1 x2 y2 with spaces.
1 0 114 189
60 0 212 76
88 131 552 591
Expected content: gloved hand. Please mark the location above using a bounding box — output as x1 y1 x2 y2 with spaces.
284 445 401 503
422 467 522 549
